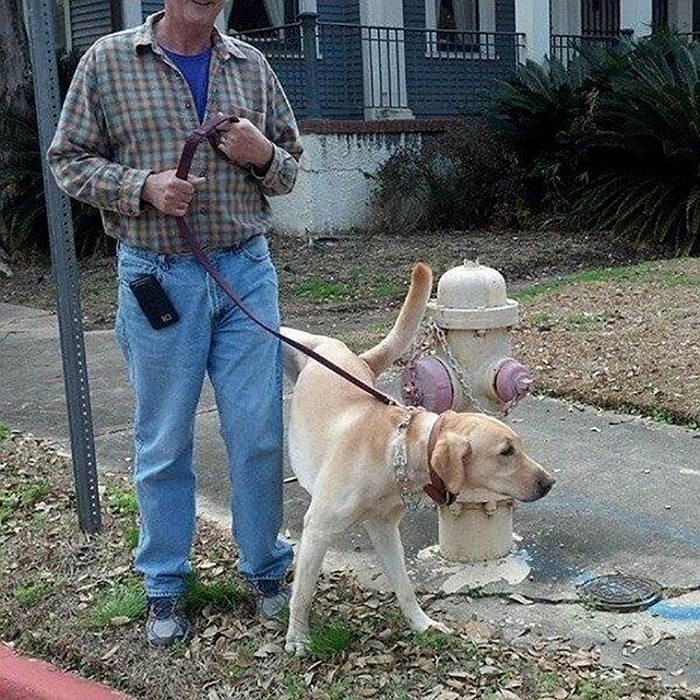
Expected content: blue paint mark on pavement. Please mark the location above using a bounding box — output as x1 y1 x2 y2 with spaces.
649 601 700 622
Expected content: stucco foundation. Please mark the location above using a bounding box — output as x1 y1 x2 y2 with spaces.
269 119 454 234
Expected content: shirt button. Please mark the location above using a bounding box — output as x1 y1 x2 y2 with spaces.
200 207 207 214
199 170 206 177
185 102 192 109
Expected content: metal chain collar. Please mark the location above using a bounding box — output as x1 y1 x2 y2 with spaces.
391 406 433 511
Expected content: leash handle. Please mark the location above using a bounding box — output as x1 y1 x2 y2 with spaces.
174 114 238 181
174 116 398 408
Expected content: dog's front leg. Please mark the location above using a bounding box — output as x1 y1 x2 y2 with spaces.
285 518 333 656
364 517 451 634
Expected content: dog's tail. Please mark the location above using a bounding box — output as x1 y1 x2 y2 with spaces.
360 262 433 376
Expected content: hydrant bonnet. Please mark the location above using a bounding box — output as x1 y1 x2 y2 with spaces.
432 260 519 330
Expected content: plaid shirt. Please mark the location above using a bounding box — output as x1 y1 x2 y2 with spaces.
48 12 303 253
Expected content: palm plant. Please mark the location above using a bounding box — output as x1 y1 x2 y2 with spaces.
577 34 700 253
493 56 592 214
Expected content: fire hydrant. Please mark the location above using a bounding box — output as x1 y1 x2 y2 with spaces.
403 260 534 562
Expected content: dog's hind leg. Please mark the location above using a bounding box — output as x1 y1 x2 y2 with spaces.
364 517 451 634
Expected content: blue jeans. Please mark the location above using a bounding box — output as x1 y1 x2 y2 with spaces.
114 234 293 597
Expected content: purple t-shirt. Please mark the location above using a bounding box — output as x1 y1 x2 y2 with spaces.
163 46 212 123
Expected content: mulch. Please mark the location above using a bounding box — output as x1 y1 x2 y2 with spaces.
0 432 695 700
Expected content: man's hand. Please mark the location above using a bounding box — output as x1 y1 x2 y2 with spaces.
217 118 274 173
141 169 206 216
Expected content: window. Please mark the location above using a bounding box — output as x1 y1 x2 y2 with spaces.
437 0 480 52
653 0 669 29
228 0 301 57
228 0 299 32
580 0 620 37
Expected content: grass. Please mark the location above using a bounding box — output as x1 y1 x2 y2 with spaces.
123 523 139 551
563 311 611 330
536 670 566 694
295 279 350 302
577 679 622 699
601 399 699 432
307 619 357 659
370 273 404 298
0 423 9 440
89 578 147 628
13 581 52 606
282 673 308 700
225 639 256 684
104 485 138 517
512 259 697 302
412 628 479 658
183 573 251 612
17 480 50 507
532 312 553 330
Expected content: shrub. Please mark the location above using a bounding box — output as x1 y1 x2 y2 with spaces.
492 51 630 216
575 34 700 253
370 118 529 235
0 52 104 258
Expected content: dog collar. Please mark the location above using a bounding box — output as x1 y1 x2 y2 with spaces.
424 413 457 507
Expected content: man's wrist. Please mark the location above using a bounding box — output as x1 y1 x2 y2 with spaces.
252 142 275 176
140 173 155 204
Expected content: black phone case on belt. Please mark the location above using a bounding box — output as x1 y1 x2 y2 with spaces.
128 274 180 330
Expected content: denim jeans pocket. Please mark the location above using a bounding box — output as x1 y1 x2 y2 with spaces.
117 250 160 287
240 234 271 265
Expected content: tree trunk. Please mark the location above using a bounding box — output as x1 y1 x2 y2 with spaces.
0 0 30 267
0 0 31 113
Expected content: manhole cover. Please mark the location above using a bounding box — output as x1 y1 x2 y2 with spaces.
578 574 662 612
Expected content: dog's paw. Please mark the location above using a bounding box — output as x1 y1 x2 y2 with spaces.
412 616 453 634
426 618 452 635
284 637 310 656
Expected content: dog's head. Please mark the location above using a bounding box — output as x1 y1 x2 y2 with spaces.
429 411 555 502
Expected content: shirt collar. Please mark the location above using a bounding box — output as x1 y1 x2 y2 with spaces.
133 11 247 61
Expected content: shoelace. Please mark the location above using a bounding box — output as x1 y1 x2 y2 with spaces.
150 597 177 619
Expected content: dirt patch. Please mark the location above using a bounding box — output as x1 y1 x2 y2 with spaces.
3 230 695 425
513 259 700 425
0 230 654 330
0 432 692 700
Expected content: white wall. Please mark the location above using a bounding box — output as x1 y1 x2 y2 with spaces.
269 131 424 233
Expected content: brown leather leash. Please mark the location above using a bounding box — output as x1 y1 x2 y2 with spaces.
174 115 454 505
174 114 397 407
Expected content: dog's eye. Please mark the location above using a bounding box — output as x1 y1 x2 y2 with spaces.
500 444 514 457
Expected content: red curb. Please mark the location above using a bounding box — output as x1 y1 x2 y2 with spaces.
0 644 134 700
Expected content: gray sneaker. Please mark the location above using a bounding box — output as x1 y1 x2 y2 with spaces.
146 596 191 647
254 581 291 620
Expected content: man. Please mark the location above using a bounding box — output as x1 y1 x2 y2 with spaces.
49 0 302 646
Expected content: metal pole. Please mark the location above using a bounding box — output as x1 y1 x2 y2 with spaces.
23 0 101 533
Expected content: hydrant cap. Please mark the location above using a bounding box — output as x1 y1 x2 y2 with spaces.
433 261 519 329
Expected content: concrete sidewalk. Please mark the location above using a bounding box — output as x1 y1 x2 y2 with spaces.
1 301 699 689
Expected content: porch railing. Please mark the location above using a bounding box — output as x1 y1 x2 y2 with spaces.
550 31 632 65
235 14 525 120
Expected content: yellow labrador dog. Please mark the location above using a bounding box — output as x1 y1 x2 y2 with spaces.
281 263 555 655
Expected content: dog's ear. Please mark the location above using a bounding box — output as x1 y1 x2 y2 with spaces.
430 433 471 495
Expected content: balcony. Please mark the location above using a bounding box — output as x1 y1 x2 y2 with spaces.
235 14 525 121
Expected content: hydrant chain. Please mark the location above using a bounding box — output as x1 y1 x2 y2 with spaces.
431 321 493 416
